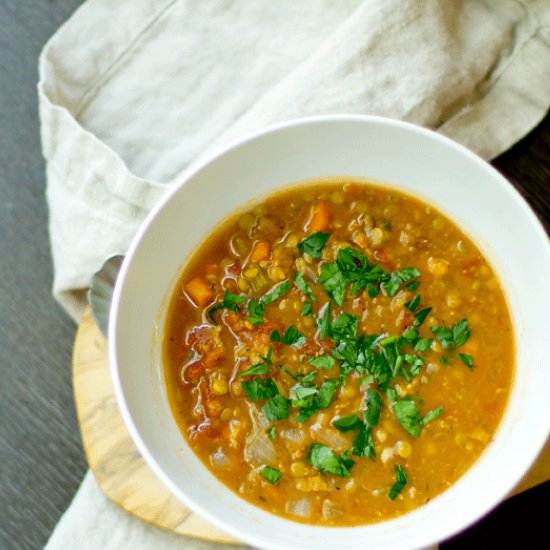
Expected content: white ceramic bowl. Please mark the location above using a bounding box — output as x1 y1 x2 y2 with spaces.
110 115 550 550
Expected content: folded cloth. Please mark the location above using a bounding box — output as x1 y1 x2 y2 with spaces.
39 0 550 548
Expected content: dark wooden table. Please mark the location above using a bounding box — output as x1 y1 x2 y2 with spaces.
0 2 548 549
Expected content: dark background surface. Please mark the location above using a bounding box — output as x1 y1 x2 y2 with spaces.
0 1 548 549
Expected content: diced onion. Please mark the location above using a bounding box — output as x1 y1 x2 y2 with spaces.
286 497 312 518
280 428 306 446
310 424 349 453
322 499 343 520
244 404 277 466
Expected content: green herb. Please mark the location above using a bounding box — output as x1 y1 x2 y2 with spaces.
247 300 265 325
332 414 362 432
381 268 421 297
317 302 332 339
294 272 316 301
261 279 291 306
330 312 359 343
393 396 422 437
267 426 276 440
352 423 376 459
261 347 273 366
388 464 407 500
260 466 281 484
422 406 443 426
406 281 420 291
413 307 432 327
309 354 336 369
307 443 351 477
319 262 347 306
297 232 331 259
365 388 382 427
302 301 313 316
282 325 306 347
405 294 421 312
459 353 473 368
207 289 246 323
413 338 433 352
270 329 282 342
279 364 298 381
431 319 470 350
386 387 398 402
335 247 389 296
239 363 269 377
241 378 279 401
263 395 290 422
294 379 340 423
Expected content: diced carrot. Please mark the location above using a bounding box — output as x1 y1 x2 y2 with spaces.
306 201 331 232
250 240 271 262
184 277 213 306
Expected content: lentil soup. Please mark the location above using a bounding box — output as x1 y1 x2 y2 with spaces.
163 179 514 526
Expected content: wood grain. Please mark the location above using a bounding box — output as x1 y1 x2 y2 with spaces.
73 307 550 540
72 307 238 544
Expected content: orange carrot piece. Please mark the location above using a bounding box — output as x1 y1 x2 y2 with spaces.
250 240 271 262
184 277 213 306
306 201 331 232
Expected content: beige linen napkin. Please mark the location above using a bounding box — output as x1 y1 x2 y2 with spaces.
40 0 550 548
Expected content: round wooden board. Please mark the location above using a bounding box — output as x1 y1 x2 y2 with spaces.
72 307 238 544
73 306 550 540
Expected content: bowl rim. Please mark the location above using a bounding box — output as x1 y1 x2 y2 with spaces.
109 114 550 549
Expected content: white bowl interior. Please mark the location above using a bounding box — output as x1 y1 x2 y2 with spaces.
110 116 550 550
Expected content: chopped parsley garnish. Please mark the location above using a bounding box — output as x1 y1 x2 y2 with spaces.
405 294 421 312
207 289 246 323
294 272 316 301
381 267 421 297
431 319 470 349
365 388 382 427
307 443 351 477
422 406 443 426
352 423 376 459
301 301 313 316
413 307 432 327
393 396 422 437
309 354 336 369
317 302 332 339
260 466 281 484
332 414 362 432
247 280 291 325
297 232 331 259
319 262 347 306
267 426 276 440
271 325 306 347
241 378 279 401
263 394 290 422
239 363 269 377
293 379 340 423
459 353 474 368
388 464 407 500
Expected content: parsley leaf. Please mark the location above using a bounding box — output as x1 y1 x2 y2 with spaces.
332 414 362 432
247 300 265 325
308 443 351 477
381 268 421 297
405 294 421 312
309 354 336 369
294 272 315 301
365 388 382 427
352 423 376 459
422 406 443 426
393 396 422 437
282 325 306 346
413 307 432 327
260 466 281 484
261 279 291 306
388 464 407 500
298 232 331 259
207 289 246 323
241 378 279 401
267 426 276 440
319 262 347 306
263 394 290 421
239 363 269 377
302 301 313 316
459 353 474 368
431 319 470 350
317 302 332 339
